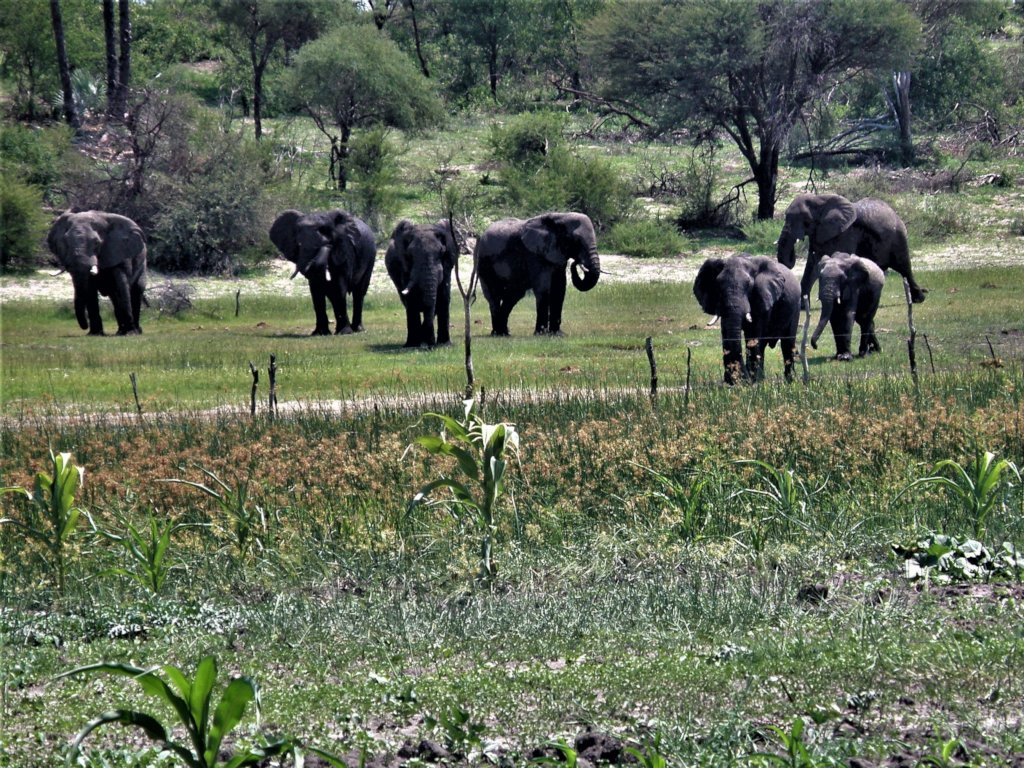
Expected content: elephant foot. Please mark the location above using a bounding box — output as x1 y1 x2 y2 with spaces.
336 326 354 336
835 352 853 362
310 327 331 336
436 339 453 348
911 288 927 304
490 330 510 337
116 328 141 336
88 329 106 336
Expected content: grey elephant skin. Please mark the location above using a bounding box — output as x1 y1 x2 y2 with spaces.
777 193 926 304
384 220 458 348
47 210 148 336
694 253 801 385
269 209 376 336
475 212 600 336
811 252 884 361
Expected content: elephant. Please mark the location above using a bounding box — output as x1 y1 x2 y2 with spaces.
46 210 147 336
810 252 884 361
776 193 926 305
693 253 801 385
384 219 458 348
269 209 376 335
475 212 600 336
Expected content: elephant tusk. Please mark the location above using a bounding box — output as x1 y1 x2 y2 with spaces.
745 312 753 323
290 267 301 279
401 288 411 296
89 265 99 276
50 267 67 277
324 268 331 282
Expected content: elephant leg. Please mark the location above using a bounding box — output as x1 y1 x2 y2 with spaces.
436 282 451 346
546 268 567 336
403 303 420 347
350 290 365 333
421 308 437 347
834 309 856 360
307 280 332 335
745 338 765 382
858 319 881 356
781 335 797 383
108 269 138 335
328 281 352 335
533 290 551 335
130 282 144 333
85 285 105 336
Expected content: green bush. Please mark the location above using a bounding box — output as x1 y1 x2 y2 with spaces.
902 194 977 244
0 123 74 192
149 131 283 275
343 127 404 235
740 218 784 256
603 218 688 258
487 111 568 168
0 175 48 271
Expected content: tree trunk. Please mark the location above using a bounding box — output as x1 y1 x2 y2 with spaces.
49 0 79 129
335 125 352 190
114 0 131 116
754 142 779 220
407 0 430 78
892 71 914 165
488 43 499 101
103 0 118 116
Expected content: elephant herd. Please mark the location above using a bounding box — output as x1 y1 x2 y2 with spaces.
46 193 924 384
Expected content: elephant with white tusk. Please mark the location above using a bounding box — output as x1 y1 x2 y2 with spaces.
475 212 601 336
694 253 801 385
384 219 458 348
811 252 885 361
47 210 148 336
269 209 376 336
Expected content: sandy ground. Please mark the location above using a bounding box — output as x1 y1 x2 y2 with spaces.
2 239 1022 305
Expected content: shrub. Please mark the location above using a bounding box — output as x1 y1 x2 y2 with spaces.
0 175 48 271
674 144 741 231
740 218 784 256
0 122 74 193
603 218 688 258
902 194 976 244
343 126 404 235
487 111 568 168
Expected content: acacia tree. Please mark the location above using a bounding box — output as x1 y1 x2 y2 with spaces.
586 0 920 219
49 0 79 129
289 24 443 189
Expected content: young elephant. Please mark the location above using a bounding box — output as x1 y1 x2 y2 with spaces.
693 254 801 384
384 220 458 348
811 252 884 361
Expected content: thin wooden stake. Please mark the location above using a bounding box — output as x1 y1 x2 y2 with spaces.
922 333 936 375
268 354 278 418
685 346 692 409
235 289 241 317
800 296 811 385
129 372 142 416
248 362 259 416
645 336 658 401
904 279 918 385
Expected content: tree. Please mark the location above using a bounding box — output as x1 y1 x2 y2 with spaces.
49 0 80 129
213 0 337 140
103 0 132 117
288 23 443 189
586 0 920 219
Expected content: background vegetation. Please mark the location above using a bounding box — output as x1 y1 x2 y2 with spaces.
2 1 1024 766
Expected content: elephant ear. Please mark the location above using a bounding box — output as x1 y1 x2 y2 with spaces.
435 221 458 270
693 258 726 316
100 214 146 271
521 218 558 265
816 195 857 243
47 212 75 264
269 210 304 258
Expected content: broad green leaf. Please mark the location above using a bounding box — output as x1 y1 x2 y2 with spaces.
190 656 217 746
207 676 258 766
66 709 177 767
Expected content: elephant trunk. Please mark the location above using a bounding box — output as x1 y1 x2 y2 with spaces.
777 226 798 269
721 314 746 384
811 298 835 349
72 271 91 330
570 249 601 291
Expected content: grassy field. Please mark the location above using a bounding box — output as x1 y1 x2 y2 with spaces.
2 114 1024 766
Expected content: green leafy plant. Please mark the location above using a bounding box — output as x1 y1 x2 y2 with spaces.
918 736 965 768
750 717 821 767
897 450 1021 537
530 739 578 767
410 399 518 585
161 467 266 559
0 449 90 592
98 512 196 595
631 462 712 541
625 736 670 768
424 703 486 756
892 533 1024 583
59 655 290 768
732 460 818 551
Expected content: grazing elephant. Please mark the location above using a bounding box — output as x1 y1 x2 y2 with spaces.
693 253 801 385
269 209 375 335
811 252 884 361
47 210 147 336
475 212 600 336
385 219 458 348
776 193 926 304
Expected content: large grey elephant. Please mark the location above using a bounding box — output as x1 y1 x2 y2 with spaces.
811 252 885 361
475 212 600 336
47 210 147 336
384 219 458 348
777 193 926 304
269 209 375 335
693 253 801 384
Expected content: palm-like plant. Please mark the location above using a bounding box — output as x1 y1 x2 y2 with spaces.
900 450 1021 537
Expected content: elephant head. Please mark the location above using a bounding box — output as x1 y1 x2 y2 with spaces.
694 253 800 384
521 212 601 292
777 193 857 269
385 219 458 347
811 252 885 359
47 210 148 335
270 209 354 280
